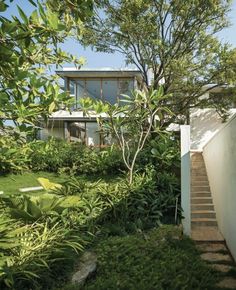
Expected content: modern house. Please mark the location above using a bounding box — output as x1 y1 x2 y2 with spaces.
39 68 142 146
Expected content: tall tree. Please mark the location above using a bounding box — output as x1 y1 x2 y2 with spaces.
81 0 236 125
0 0 93 134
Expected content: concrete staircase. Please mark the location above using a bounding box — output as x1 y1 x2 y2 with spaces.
191 152 223 241
191 152 236 289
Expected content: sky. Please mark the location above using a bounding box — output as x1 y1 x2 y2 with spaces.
2 0 236 69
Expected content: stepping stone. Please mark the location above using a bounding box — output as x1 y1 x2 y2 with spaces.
72 251 97 285
211 264 233 273
197 243 227 253
201 252 232 263
19 186 44 193
216 277 236 289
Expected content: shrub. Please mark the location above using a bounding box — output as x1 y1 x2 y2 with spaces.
53 166 181 234
0 134 31 174
28 139 124 175
0 216 85 290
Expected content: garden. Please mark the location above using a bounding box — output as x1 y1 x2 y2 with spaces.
1 0 235 289
0 134 222 290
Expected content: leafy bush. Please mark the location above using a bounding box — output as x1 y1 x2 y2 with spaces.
96 166 181 231
0 215 85 290
138 132 180 176
28 139 124 175
52 166 181 233
0 134 31 174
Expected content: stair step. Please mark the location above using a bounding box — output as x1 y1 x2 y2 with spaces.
191 192 211 197
191 204 214 211
191 176 208 181
191 185 210 192
191 181 209 186
191 165 206 170
191 226 224 241
192 218 217 226
191 168 207 175
191 172 208 177
191 210 216 219
191 197 213 204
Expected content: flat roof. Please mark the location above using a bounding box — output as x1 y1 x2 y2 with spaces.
56 67 142 78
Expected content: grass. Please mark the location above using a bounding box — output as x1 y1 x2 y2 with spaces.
55 225 220 290
0 171 68 195
0 171 122 195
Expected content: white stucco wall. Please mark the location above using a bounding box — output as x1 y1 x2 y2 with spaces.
203 115 236 261
190 108 236 151
181 125 191 236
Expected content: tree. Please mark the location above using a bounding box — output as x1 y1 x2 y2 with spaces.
0 0 93 134
81 0 236 126
80 88 171 184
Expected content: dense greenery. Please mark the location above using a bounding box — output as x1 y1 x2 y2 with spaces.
0 133 182 289
56 226 219 290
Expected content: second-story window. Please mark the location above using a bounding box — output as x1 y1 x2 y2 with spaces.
86 80 101 100
72 78 134 106
103 79 118 104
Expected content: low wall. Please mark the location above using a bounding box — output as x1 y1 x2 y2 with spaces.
203 114 236 261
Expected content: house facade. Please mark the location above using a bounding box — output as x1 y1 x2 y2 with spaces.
39 68 142 146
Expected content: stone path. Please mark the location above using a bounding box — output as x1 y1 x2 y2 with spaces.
196 241 236 289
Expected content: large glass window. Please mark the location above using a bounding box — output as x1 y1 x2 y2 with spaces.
71 78 134 106
69 80 75 96
119 79 134 99
103 79 118 104
85 80 101 100
77 80 85 99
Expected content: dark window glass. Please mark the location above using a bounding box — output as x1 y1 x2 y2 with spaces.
103 79 118 104
85 80 101 100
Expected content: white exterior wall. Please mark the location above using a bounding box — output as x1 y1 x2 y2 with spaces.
203 115 236 261
181 125 191 236
190 108 231 151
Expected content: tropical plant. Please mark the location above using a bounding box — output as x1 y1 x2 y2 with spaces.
0 131 31 174
80 88 171 183
0 194 64 222
0 220 85 289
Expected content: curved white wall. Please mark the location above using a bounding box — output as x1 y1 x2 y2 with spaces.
190 109 236 151
203 115 236 260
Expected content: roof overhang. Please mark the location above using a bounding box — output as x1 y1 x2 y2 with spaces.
56 68 142 79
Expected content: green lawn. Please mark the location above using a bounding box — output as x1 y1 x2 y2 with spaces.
0 171 121 195
0 171 68 195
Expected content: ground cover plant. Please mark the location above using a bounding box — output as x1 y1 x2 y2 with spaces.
55 226 220 290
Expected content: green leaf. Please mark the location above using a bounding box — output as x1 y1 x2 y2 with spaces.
47 11 58 29
28 0 37 7
48 102 56 113
17 5 28 24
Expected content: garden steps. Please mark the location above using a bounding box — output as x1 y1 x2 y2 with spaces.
191 210 216 219
196 241 236 289
191 152 218 233
191 153 236 289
